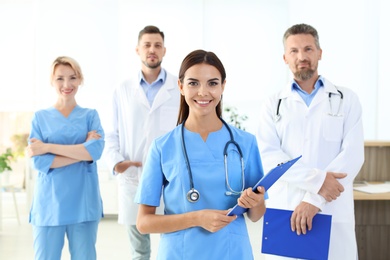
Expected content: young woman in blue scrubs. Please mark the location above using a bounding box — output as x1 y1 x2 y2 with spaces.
135 50 266 259
27 56 105 260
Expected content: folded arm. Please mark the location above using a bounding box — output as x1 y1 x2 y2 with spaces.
28 130 102 168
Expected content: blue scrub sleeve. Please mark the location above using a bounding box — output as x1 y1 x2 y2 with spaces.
29 113 56 174
83 109 105 162
135 140 164 207
31 153 56 174
84 139 104 161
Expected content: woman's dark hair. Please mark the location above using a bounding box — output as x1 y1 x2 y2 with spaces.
176 49 226 125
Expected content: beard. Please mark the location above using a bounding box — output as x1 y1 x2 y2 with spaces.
294 68 315 81
143 60 162 69
293 61 318 81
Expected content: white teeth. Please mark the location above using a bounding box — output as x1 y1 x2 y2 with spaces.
197 101 209 104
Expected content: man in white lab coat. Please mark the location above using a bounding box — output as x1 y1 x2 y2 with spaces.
256 23 364 259
104 25 180 260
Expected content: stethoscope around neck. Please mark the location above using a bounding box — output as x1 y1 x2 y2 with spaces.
181 117 245 203
274 89 344 122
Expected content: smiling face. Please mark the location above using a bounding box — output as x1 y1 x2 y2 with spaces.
283 33 322 82
179 63 225 120
51 64 81 100
136 33 166 69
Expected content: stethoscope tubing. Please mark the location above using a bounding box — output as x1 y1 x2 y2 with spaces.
181 117 245 202
275 89 343 122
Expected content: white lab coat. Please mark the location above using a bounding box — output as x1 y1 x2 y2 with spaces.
256 77 364 260
104 70 180 225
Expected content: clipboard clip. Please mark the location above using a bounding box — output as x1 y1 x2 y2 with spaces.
277 160 289 166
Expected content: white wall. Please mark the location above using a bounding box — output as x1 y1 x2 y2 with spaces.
1 0 389 139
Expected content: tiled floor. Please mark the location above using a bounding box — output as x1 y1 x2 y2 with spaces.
0 191 266 260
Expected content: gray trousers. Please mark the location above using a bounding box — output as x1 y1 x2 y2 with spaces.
126 225 151 260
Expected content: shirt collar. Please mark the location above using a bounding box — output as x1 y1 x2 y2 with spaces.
138 68 166 85
291 75 324 94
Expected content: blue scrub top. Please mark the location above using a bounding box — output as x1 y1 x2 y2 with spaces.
29 105 105 226
135 123 264 259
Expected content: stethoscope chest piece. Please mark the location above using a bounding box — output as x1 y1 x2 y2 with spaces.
187 188 200 203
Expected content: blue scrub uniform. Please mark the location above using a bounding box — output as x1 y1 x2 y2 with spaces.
135 123 264 260
29 105 104 259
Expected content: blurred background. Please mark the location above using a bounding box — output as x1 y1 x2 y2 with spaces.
1 0 389 142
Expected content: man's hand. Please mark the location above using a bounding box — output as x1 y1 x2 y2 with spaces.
114 160 142 173
318 172 346 202
291 202 319 235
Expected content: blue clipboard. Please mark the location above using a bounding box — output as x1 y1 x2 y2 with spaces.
262 208 332 260
227 155 302 216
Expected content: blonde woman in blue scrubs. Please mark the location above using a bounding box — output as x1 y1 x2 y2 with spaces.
27 56 104 260
135 50 266 259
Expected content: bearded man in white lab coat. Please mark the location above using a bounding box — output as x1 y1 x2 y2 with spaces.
104 25 180 260
256 23 364 259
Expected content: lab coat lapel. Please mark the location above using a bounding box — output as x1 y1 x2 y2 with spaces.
309 79 338 109
150 86 172 112
322 78 340 96
309 87 327 108
280 84 304 105
136 86 150 109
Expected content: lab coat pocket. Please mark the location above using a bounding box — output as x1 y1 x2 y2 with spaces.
159 106 178 131
322 115 344 142
118 166 140 186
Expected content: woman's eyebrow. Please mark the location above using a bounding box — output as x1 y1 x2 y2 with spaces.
186 78 199 81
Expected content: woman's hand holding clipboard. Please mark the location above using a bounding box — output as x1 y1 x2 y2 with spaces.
227 155 302 216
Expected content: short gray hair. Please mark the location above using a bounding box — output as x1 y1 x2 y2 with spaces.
283 24 320 49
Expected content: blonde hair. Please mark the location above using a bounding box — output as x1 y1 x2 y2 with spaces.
50 56 84 85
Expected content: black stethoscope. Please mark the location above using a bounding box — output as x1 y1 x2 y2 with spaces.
274 89 343 122
181 118 245 203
